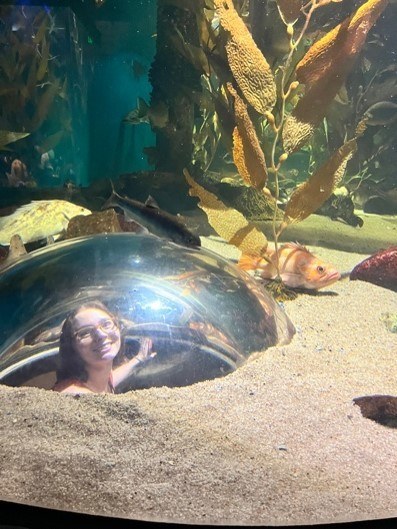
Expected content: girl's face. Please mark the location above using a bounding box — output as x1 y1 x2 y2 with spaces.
71 308 121 367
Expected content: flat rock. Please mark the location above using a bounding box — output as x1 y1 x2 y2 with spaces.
353 395 397 427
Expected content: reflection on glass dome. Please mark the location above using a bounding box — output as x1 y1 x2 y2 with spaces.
0 233 295 392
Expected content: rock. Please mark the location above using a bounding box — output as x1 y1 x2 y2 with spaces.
350 246 397 292
354 395 397 427
381 312 397 333
65 209 144 239
65 209 123 239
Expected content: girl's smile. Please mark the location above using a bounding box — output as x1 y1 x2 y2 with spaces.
72 308 121 366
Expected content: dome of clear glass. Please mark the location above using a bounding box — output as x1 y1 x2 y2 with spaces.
0 233 295 391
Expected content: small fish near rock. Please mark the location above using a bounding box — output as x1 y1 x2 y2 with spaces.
238 242 341 290
317 193 363 227
350 246 397 292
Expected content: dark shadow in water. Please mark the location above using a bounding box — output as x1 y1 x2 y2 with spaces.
353 395 397 428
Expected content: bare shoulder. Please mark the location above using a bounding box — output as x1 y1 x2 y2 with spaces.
60 384 93 395
52 380 92 394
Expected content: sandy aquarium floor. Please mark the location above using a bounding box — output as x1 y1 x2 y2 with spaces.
0 236 397 526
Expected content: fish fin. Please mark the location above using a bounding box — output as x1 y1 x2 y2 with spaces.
136 223 151 235
282 241 310 253
145 195 159 209
237 254 257 271
62 211 71 221
102 180 123 211
8 234 27 258
123 98 149 124
137 97 149 114
238 254 274 277
108 179 124 199
0 201 41 229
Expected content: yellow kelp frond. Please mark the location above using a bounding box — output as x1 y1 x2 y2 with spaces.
276 0 305 24
213 0 276 115
282 112 314 155
280 138 357 230
228 83 268 190
296 0 388 86
282 0 388 153
184 169 268 256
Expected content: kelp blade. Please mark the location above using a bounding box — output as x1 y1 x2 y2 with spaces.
184 169 268 256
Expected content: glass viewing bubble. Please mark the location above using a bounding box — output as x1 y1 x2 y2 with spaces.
0 233 295 391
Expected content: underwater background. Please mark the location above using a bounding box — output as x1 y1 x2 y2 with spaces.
0 0 397 527
0 0 395 253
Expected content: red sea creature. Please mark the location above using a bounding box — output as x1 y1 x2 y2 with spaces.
350 246 397 292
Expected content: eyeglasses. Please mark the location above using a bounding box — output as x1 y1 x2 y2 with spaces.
73 319 116 343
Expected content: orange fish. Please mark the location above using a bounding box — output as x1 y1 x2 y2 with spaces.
238 242 341 290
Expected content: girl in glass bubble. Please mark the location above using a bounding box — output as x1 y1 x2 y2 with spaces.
53 301 155 394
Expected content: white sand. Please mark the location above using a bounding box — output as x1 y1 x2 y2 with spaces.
0 239 396 525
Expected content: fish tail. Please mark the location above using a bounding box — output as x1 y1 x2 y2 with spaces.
238 253 277 279
103 179 122 211
238 254 265 271
109 178 119 197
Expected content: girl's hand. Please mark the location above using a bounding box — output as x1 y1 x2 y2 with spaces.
135 337 156 363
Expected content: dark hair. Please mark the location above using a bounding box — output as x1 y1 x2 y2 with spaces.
56 301 126 383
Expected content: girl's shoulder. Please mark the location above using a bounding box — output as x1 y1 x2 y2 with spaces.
52 378 92 394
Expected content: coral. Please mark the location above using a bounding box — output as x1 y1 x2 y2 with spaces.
227 83 268 190
214 0 276 115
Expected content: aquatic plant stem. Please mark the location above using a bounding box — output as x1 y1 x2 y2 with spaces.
268 0 320 279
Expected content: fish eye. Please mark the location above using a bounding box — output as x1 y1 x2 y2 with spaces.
317 265 325 274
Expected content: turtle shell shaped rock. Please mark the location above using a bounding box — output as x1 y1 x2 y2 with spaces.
0 233 295 391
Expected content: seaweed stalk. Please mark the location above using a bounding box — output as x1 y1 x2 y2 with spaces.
266 0 321 279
